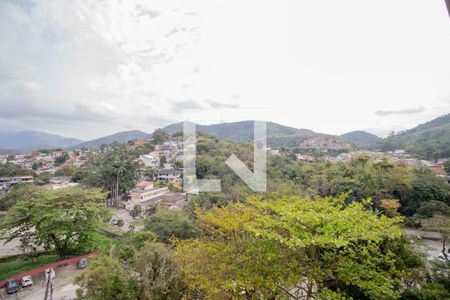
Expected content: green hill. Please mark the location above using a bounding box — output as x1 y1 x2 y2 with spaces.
71 130 151 149
163 121 351 150
382 113 450 159
341 131 382 150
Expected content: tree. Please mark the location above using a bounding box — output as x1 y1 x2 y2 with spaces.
401 283 450 300
400 172 449 216
175 194 407 299
116 219 124 227
0 183 40 211
444 159 450 174
75 233 184 300
75 256 136 300
414 201 450 219
130 205 142 218
159 155 167 168
144 208 199 242
0 187 108 257
0 162 34 177
79 144 139 206
152 129 169 145
55 152 70 166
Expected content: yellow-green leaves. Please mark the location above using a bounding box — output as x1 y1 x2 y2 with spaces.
175 194 406 299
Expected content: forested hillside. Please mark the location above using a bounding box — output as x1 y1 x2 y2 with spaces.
164 121 351 150
382 113 450 159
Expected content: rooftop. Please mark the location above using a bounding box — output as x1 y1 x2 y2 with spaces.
135 181 154 187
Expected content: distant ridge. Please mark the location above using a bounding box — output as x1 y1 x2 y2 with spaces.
0 130 83 150
71 130 151 149
381 113 450 159
163 120 350 149
341 131 382 150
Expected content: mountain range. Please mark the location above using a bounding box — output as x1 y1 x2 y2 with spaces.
381 113 450 159
70 130 152 150
163 121 351 150
0 131 83 151
1 113 449 158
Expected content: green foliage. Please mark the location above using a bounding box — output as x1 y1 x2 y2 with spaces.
186 135 450 219
0 254 60 281
116 219 124 227
77 143 139 205
75 238 184 300
31 162 39 171
175 195 407 299
382 113 450 159
0 183 40 211
144 207 199 242
0 162 34 177
400 283 450 300
414 201 450 219
0 187 108 257
130 205 142 218
401 169 450 216
54 164 77 177
54 152 70 166
444 159 450 174
152 129 169 144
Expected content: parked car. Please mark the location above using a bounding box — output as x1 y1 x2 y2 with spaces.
110 218 117 225
78 258 88 269
6 279 19 294
21 275 33 287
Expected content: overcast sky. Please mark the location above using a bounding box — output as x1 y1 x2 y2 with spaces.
1 0 449 140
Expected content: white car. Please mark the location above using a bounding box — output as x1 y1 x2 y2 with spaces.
21 276 33 287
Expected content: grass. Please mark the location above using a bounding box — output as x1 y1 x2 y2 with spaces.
98 222 124 236
0 254 60 280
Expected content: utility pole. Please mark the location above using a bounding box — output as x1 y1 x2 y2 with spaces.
43 268 55 300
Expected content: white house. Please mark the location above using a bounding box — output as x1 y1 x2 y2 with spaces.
125 181 169 210
139 154 160 169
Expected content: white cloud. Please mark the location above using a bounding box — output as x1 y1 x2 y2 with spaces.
0 0 449 139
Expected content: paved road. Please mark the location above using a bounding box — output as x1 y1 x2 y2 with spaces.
404 228 444 259
110 208 144 232
1 264 84 300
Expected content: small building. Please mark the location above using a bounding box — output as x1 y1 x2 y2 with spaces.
139 154 160 169
45 177 79 190
125 181 169 210
152 169 182 183
0 176 34 190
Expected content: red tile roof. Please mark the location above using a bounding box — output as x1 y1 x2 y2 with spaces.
136 181 153 187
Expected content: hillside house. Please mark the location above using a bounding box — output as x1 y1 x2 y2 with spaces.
152 169 182 183
139 154 160 169
125 181 169 210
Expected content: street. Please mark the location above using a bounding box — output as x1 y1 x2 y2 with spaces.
1 264 84 300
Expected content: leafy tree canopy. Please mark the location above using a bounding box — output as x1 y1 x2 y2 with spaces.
175 194 410 299
144 207 199 242
0 187 108 256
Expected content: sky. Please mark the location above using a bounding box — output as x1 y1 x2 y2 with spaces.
1 0 450 140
